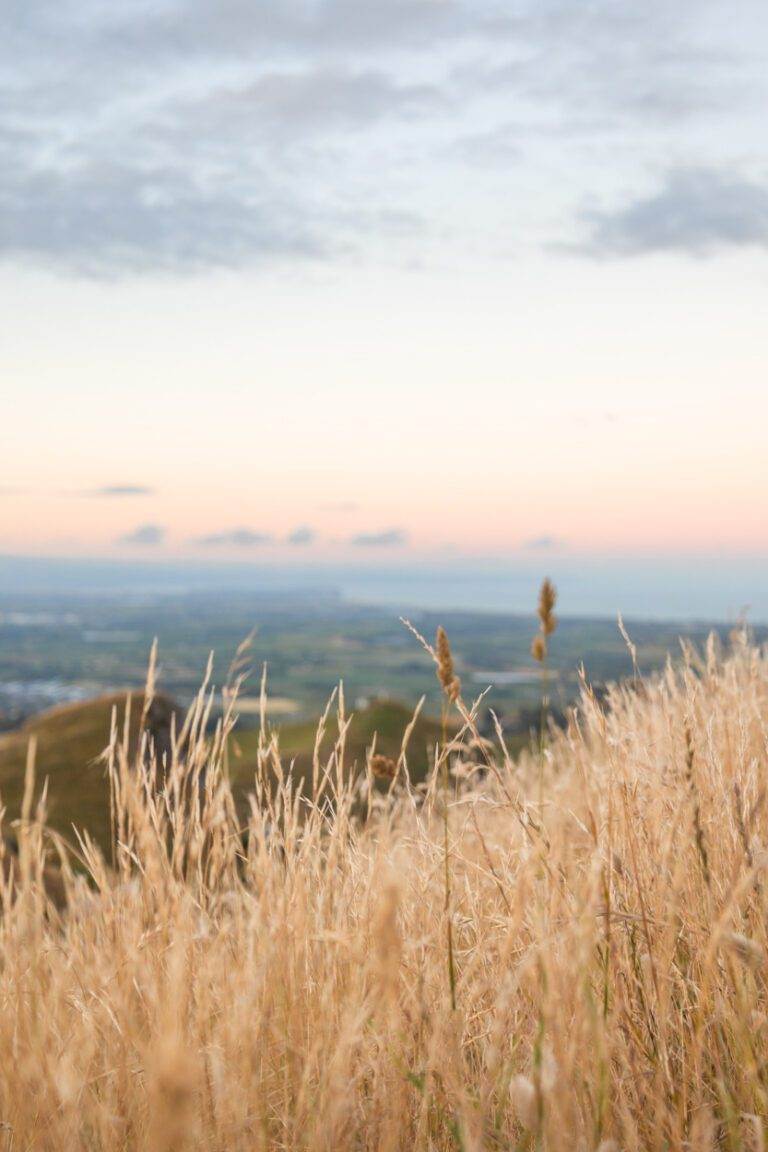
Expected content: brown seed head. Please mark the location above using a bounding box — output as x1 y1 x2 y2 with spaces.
370 754 398 780
537 578 558 636
531 635 547 663
436 626 461 701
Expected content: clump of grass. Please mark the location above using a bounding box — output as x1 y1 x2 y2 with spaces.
0 627 767 1150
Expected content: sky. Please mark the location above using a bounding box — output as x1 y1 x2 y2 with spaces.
2 0 768 564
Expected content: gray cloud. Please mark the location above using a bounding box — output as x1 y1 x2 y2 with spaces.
194 528 274 547
575 168 768 257
1 1 766 275
455 2 749 136
350 528 408 547
55 0 474 67
523 534 564 551
85 484 155 497
287 526 316 545
0 0 453 276
0 159 329 276
118 523 166 546
188 69 441 139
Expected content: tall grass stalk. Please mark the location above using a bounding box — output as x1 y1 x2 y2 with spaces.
436 625 459 1012
532 578 558 816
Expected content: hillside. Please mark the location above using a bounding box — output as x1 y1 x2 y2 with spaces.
0 691 177 851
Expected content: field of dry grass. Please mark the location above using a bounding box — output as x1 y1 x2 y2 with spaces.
1 625 767 1150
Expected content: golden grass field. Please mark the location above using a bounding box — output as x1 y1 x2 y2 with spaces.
1 619 767 1150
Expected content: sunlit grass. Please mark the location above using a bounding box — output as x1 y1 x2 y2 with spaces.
0 627 767 1149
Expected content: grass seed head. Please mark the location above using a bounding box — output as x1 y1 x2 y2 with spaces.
436 626 461 702
531 635 547 663
537 577 558 637
370 754 398 780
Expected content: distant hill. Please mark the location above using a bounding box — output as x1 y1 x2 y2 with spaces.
0 694 452 854
0 691 177 853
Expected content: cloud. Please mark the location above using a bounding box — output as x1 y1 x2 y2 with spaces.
190 69 441 138
454 3 746 136
449 124 521 166
287 526 316 545
194 528 274 547
574 168 768 257
0 0 448 278
0 159 329 276
85 484 155 497
349 528 408 547
0 1 765 276
0 97 436 274
48 0 473 68
118 523 166 546
523 534 564 551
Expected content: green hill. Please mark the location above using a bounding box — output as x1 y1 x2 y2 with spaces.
0 691 177 853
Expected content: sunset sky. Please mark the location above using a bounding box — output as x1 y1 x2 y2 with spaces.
2 0 767 561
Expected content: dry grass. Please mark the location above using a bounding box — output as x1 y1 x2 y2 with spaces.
1 629 768 1150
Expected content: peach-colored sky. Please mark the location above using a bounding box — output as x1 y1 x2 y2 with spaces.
2 251 767 560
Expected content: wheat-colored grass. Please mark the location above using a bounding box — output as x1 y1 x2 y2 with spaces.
1 629 768 1150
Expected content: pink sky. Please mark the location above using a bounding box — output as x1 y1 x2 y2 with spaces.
2 243 766 563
